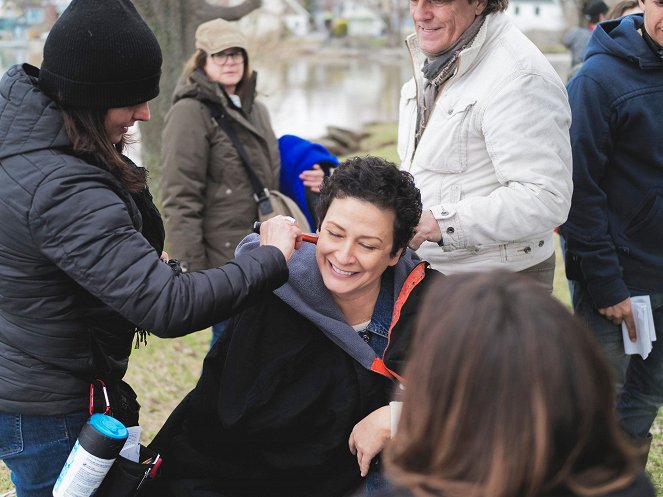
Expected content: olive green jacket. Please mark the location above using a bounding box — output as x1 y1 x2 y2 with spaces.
161 69 280 272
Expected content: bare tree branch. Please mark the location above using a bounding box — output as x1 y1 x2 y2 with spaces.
197 0 262 21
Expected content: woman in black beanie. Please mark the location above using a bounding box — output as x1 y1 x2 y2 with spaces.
0 1 302 496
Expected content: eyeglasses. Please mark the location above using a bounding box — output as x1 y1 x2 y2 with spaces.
211 50 244 65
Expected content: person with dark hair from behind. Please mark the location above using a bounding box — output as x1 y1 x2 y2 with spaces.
0 1 303 495
379 272 655 497
606 0 642 19
146 156 442 497
564 0 609 70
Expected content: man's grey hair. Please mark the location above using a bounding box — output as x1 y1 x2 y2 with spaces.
483 0 509 15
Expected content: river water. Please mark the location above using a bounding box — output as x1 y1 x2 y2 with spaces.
0 44 571 141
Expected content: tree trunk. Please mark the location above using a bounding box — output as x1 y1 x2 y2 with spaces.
133 0 262 196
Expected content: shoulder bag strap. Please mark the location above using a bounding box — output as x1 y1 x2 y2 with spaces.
200 99 274 216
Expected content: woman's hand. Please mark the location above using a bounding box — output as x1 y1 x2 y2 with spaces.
259 216 302 262
299 164 325 193
348 405 391 477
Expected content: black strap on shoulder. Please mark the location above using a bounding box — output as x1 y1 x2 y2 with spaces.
200 99 274 216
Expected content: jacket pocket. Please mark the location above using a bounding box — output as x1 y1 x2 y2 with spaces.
0 413 23 458
418 102 476 174
624 191 663 253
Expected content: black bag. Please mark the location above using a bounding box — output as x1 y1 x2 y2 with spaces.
95 444 161 497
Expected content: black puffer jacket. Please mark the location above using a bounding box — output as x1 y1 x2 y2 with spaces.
0 64 288 416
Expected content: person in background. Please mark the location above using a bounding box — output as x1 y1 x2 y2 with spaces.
278 134 339 231
0 2 301 496
380 272 655 497
560 0 663 468
147 157 442 497
564 0 609 69
160 19 322 345
401 0 572 293
607 0 642 19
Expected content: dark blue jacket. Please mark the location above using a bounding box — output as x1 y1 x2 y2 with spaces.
560 14 663 308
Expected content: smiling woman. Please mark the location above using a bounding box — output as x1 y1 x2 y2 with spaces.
103 103 150 144
145 156 443 497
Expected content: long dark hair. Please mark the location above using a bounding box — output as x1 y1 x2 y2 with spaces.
385 271 638 497
61 107 146 192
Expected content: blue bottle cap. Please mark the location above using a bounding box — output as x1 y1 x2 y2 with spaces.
89 413 128 440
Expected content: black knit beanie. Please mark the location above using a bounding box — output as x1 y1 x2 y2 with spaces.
39 0 162 109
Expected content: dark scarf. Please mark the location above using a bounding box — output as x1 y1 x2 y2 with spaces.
415 14 486 146
642 27 663 60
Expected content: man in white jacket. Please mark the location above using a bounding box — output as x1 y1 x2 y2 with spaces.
402 0 573 290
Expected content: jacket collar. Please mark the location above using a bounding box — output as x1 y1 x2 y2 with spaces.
173 67 258 114
235 233 422 371
588 14 663 70
405 12 510 83
0 64 71 161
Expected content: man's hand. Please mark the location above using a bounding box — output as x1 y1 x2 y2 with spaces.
408 210 442 250
599 297 636 342
348 405 391 477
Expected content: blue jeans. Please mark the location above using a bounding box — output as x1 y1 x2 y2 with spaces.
0 412 88 497
572 281 663 438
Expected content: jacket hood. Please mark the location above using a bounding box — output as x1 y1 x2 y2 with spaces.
585 14 660 69
0 64 70 161
172 68 257 112
236 233 421 370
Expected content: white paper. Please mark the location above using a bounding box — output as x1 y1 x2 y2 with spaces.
119 425 142 462
622 296 656 360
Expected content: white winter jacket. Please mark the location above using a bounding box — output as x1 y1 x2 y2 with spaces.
399 13 572 273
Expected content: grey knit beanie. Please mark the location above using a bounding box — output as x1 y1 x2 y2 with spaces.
39 0 162 108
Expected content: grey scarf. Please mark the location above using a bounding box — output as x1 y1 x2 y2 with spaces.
415 14 486 146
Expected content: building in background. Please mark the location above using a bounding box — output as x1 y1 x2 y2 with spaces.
506 0 566 32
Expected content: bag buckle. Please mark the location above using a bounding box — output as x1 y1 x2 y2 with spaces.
89 378 111 416
254 188 274 216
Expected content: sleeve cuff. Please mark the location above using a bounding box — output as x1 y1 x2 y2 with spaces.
430 205 463 250
390 401 403 437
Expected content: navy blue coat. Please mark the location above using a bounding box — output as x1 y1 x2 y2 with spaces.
560 15 663 308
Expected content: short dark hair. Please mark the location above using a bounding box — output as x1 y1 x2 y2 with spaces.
584 0 609 23
385 271 639 497
316 156 422 257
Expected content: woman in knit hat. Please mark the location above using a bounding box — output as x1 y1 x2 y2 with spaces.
0 2 302 495
160 19 324 346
